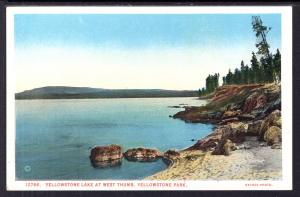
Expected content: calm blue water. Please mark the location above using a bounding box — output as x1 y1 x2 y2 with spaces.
16 97 213 180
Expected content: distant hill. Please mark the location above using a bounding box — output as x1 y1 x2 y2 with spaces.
15 86 198 99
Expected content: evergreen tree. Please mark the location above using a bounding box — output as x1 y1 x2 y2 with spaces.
226 69 233 85
198 16 280 95
198 89 202 96
244 64 250 84
222 76 226 85
201 87 206 95
252 16 275 84
205 73 220 93
260 56 274 83
250 52 260 83
273 49 281 82
205 75 212 93
240 60 246 84
233 68 241 84
252 16 272 60
199 73 220 96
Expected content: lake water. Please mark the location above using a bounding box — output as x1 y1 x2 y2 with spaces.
16 97 213 180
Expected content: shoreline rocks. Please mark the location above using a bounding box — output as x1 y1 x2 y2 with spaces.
163 150 180 159
90 145 123 167
146 84 282 180
124 148 162 162
242 92 267 114
264 126 282 146
168 105 182 108
90 146 168 167
173 84 280 125
212 139 237 156
183 84 282 156
187 108 282 156
89 146 183 168
162 150 180 165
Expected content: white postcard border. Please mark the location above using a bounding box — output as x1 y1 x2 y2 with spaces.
6 6 293 191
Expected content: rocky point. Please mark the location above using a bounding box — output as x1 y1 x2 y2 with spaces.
180 84 282 156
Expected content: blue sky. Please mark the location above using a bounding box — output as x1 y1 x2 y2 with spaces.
15 14 281 49
14 14 281 91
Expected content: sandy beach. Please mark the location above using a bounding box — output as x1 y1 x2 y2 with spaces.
147 136 281 180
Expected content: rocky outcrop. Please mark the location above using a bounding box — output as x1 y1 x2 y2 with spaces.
162 150 180 165
187 122 246 152
173 109 222 124
187 94 281 156
186 127 223 151
242 92 267 114
264 126 282 146
212 139 237 156
173 84 281 125
247 120 264 136
258 110 281 140
222 110 241 119
188 108 282 156
173 84 282 156
124 148 162 162
246 110 281 139
211 84 263 105
90 144 123 162
163 150 180 159
168 105 182 108
90 144 123 168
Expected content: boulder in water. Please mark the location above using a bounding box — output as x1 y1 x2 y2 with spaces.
124 147 162 162
90 144 123 164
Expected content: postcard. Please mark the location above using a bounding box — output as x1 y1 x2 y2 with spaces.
6 6 292 190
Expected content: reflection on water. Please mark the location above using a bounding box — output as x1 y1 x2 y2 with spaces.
91 159 123 168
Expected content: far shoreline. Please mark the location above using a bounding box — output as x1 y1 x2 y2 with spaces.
15 96 200 101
